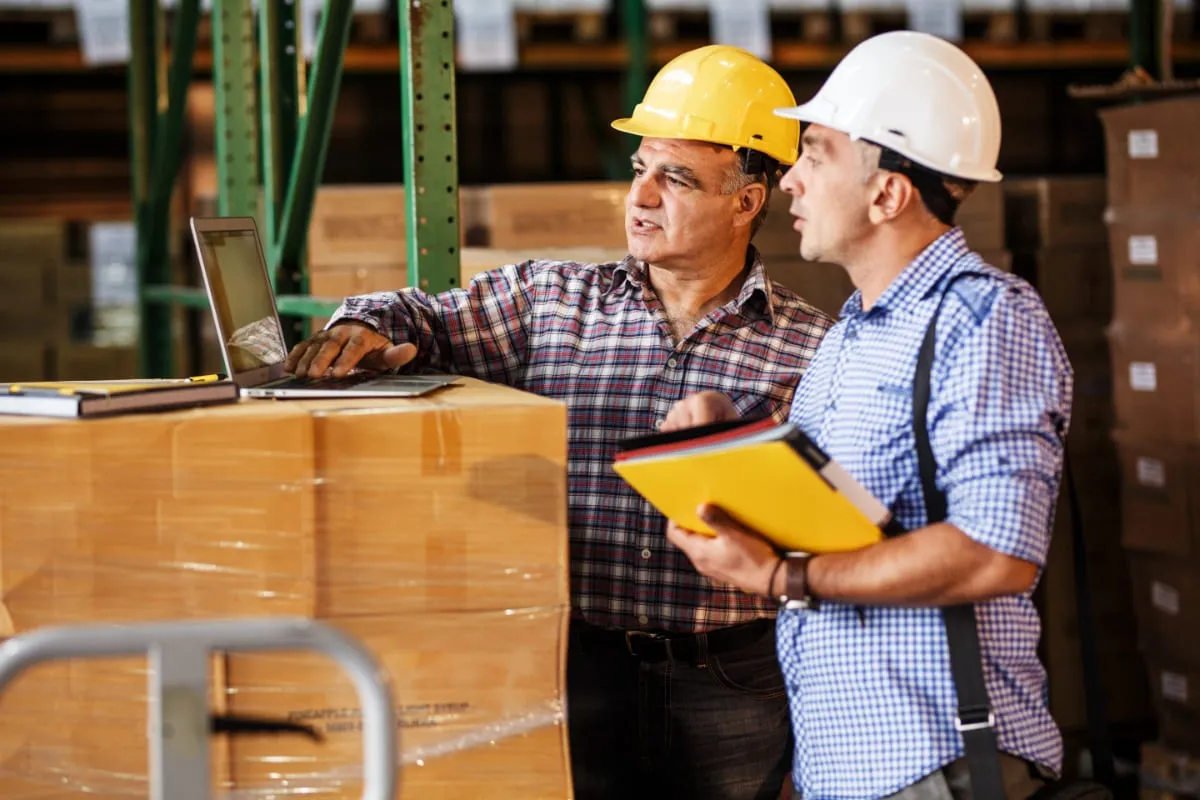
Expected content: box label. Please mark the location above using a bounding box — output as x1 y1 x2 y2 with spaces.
1130 362 1157 392
1152 581 1181 615
1128 130 1160 159
1128 235 1159 266
1137 457 1167 488
1162 671 1189 703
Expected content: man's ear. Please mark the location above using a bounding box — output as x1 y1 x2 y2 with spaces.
867 173 918 225
735 181 767 228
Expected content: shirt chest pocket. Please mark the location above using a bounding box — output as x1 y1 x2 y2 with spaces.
860 382 916 460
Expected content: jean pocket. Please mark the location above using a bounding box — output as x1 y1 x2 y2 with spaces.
705 647 787 699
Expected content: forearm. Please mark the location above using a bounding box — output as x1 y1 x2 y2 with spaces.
803 523 1038 607
332 275 528 382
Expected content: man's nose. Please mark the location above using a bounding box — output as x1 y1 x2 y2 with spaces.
779 163 804 197
628 174 661 208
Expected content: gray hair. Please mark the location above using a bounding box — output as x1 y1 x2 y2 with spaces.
720 161 774 238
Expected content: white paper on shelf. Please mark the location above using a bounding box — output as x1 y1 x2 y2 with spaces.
905 0 963 40
455 0 519 72
73 0 130 66
709 0 771 60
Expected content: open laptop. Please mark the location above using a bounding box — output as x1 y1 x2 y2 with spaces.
190 216 459 399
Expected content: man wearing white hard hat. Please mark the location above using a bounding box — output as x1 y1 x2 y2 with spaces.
661 31 1076 799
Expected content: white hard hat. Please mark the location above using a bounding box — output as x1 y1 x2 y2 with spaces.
775 31 1003 183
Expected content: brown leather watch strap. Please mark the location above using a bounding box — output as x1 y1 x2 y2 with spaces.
778 553 819 611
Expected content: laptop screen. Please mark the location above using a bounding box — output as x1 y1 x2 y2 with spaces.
194 227 289 377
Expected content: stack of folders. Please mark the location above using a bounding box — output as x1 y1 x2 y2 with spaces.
0 375 239 419
612 416 903 553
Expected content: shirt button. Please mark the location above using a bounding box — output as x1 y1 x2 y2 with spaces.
655 418 665 429
638 615 649 625
666 357 678 369
641 548 652 560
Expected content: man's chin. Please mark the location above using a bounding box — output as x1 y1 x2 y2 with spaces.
626 240 660 264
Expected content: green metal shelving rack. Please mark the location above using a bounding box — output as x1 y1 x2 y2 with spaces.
132 0 473 377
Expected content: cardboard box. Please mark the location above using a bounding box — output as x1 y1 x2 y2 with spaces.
0 343 48 382
0 220 70 267
1128 554 1200 668
483 182 628 250
226 609 570 799
309 264 410 301
0 380 570 796
1099 96 1200 213
1106 213 1200 325
1114 434 1200 558
1059 327 1114 446
1017 245 1111 326
0 379 569 630
1004 176 1107 250
954 181 1006 252
0 656 229 797
1108 321 1200 444
766 258 854 319
306 186 489 270
1039 441 1151 730
52 344 138 380
1143 660 1200 755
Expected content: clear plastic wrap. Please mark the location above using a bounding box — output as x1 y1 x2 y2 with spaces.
0 378 572 798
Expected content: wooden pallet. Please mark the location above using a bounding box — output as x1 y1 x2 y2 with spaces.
1140 741 1200 800
515 11 608 43
840 9 1017 43
648 10 835 44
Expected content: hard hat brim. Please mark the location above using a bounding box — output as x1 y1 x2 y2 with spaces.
772 105 1003 183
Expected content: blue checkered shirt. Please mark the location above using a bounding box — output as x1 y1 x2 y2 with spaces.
779 228 1071 798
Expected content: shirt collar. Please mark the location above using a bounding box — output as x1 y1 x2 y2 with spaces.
610 248 775 323
844 227 971 319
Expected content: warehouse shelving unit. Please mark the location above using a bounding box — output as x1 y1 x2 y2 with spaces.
127 0 480 376
4 0 1173 376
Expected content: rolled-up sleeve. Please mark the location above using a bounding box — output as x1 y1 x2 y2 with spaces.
930 289 1074 567
328 261 536 384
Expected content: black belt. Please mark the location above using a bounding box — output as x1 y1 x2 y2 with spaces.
572 617 774 665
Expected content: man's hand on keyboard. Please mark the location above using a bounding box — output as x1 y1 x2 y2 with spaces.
284 322 417 378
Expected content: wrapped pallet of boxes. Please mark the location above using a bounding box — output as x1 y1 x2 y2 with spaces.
0 379 571 799
1098 95 1200 771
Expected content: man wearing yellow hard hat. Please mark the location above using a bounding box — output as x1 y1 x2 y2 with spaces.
283 44 832 799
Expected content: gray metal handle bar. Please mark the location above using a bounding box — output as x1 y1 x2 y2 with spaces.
0 616 398 800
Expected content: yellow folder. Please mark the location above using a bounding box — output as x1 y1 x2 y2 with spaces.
612 419 896 554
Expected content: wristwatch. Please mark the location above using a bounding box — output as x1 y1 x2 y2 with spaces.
776 553 819 611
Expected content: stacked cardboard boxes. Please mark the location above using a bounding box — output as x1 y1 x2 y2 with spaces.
0 380 572 798
0 219 140 382
1097 95 1200 767
1004 175 1153 740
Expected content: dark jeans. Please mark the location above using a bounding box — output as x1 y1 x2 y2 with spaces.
567 616 793 800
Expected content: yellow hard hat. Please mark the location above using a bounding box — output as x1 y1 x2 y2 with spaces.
611 45 800 166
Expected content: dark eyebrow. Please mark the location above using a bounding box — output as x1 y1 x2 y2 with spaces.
630 155 705 189
661 164 703 189
801 131 827 155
